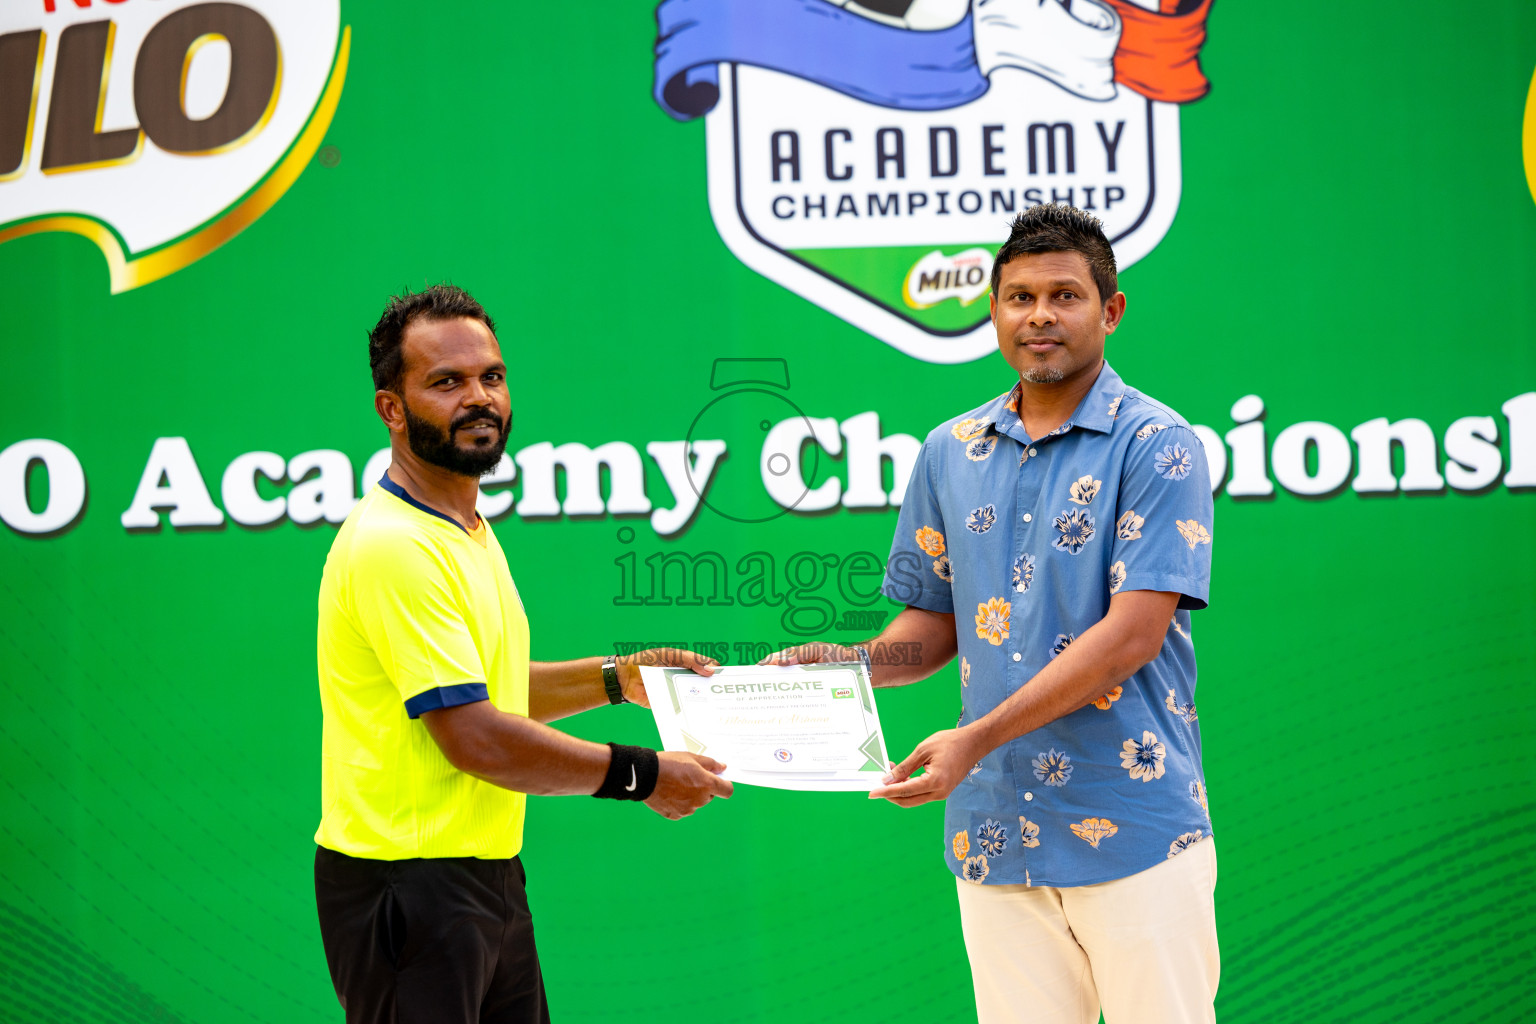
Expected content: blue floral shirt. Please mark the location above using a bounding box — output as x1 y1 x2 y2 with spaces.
882 362 1214 887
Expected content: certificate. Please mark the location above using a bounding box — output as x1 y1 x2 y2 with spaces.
640 663 891 791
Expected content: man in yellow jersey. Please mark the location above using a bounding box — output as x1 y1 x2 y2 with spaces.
315 284 732 1024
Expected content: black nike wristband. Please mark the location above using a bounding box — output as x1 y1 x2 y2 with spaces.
593 743 659 801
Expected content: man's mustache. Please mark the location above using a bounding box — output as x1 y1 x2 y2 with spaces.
451 411 505 432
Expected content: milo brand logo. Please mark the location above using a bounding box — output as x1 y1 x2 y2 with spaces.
904 248 991 310
0 0 349 292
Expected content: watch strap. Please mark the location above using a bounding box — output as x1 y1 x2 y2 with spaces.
602 656 628 704
853 644 873 679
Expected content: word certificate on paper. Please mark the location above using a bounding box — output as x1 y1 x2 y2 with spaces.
640 663 890 791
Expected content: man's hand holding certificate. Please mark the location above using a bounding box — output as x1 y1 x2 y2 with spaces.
640 660 890 791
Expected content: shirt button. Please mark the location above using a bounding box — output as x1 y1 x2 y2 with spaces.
1022 513 1032 523
1028 448 1037 457
1012 652 1021 662
1024 792 1034 801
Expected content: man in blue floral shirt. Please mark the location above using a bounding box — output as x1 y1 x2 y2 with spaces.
779 205 1217 1024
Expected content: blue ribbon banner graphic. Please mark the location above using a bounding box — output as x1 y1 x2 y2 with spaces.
654 0 987 120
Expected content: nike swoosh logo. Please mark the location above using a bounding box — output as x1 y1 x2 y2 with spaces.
624 766 637 792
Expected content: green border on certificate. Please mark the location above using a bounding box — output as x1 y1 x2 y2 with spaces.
641 662 891 791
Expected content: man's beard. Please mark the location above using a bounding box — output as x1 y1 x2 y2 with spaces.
402 401 508 477
1021 363 1066 384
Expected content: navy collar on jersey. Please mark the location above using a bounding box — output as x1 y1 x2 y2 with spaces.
376 472 480 535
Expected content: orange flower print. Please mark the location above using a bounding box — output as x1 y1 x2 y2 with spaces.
1070 817 1119 849
953 830 971 860
915 527 945 557
951 418 991 442
1092 686 1123 710
974 597 1011 646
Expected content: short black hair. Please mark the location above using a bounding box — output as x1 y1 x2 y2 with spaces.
367 284 498 393
990 204 1118 305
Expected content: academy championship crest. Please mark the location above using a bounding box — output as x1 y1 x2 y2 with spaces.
654 0 1212 363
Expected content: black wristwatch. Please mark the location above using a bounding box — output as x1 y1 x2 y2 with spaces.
602 656 629 705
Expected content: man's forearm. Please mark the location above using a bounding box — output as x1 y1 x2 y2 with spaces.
527 657 607 722
422 699 732 818
423 701 611 794
967 592 1173 756
862 606 959 687
870 591 1179 806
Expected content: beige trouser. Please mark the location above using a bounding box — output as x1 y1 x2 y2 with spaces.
956 839 1219 1024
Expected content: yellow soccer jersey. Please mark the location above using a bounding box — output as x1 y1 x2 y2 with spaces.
315 476 530 859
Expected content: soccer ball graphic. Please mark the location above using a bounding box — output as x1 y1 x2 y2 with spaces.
832 0 971 31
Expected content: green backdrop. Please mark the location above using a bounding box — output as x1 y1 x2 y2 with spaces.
2 1 1534 1021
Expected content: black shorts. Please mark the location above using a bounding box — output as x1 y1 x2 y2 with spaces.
314 846 550 1024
